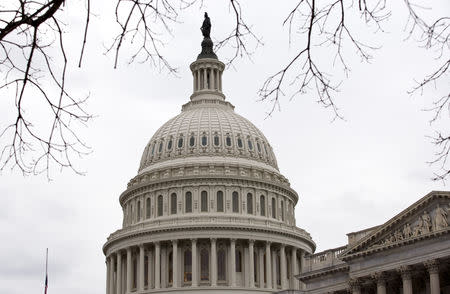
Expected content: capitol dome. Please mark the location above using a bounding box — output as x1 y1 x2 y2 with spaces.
103 22 315 294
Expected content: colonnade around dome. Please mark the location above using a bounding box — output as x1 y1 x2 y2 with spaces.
106 238 305 294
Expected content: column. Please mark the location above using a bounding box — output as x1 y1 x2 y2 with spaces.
139 245 145 291
230 239 236 287
196 71 200 91
258 247 264 288
117 252 122 294
271 249 277 288
109 255 115 294
106 257 111 294
155 242 161 289
372 272 386 294
425 259 440 294
211 238 217 286
172 240 178 288
212 69 216 90
148 249 153 289
291 248 298 290
249 240 255 288
126 248 132 293
192 239 198 287
348 278 361 294
265 242 272 289
203 68 207 90
398 266 413 294
280 244 287 289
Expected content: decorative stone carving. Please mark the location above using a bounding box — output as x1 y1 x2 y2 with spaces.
434 205 448 230
424 259 439 274
347 278 361 290
372 203 449 249
397 265 412 279
371 271 387 285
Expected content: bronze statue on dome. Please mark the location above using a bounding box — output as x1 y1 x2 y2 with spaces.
200 12 211 39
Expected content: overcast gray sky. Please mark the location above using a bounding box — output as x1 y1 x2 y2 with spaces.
0 1 449 293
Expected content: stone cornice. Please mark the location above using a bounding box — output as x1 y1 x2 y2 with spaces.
296 264 349 281
103 221 315 254
340 191 450 261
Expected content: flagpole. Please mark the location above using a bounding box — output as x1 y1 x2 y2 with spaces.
45 248 48 294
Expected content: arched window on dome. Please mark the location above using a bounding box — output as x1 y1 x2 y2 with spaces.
146 198 151 219
214 134 220 146
185 192 192 213
281 200 285 221
248 139 253 151
232 192 239 213
257 141 261 153
184 249 192 282
170 193 177 214
226 135 232 147
178 136 183 148
201 191 208 212
260 195 266 217
247 193 253 214
201 134 207 146
157 195 163 217
216 191 224 212
189 135 195 147
151 143 155 155
137 200 141 221
237 137 243 148
217 247 226 281
167 139 173 150
236 249 242 272
271 198 276 219
200 248 209 281
168 251 173 284
158 141 163 153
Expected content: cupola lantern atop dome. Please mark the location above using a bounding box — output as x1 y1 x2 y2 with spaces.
190 12 225 101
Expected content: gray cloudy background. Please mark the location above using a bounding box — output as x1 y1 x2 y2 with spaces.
0 0 449 293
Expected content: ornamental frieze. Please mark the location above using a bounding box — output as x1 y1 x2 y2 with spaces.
372 204 449 248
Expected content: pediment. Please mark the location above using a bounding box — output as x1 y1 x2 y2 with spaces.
340 191 450 261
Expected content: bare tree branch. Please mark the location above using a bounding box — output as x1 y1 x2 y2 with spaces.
404 0 450 180
258 0 386 118
0 0 92 178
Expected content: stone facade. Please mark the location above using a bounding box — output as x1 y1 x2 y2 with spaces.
298 191 450 294
103 38 315 294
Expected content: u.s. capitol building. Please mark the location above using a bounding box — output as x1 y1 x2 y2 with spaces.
102 21 315 294
103 18 450 294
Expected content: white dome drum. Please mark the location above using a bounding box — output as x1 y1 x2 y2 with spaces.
103 23 315 294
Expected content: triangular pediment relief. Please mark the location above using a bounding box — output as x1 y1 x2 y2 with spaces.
340 191 450 261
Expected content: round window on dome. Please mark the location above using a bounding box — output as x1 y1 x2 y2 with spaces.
237 138 243 148
189 136 195 147
178 137 183 148
201 135 207 146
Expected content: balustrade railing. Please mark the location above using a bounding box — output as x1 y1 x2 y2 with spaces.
303 245 347 272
